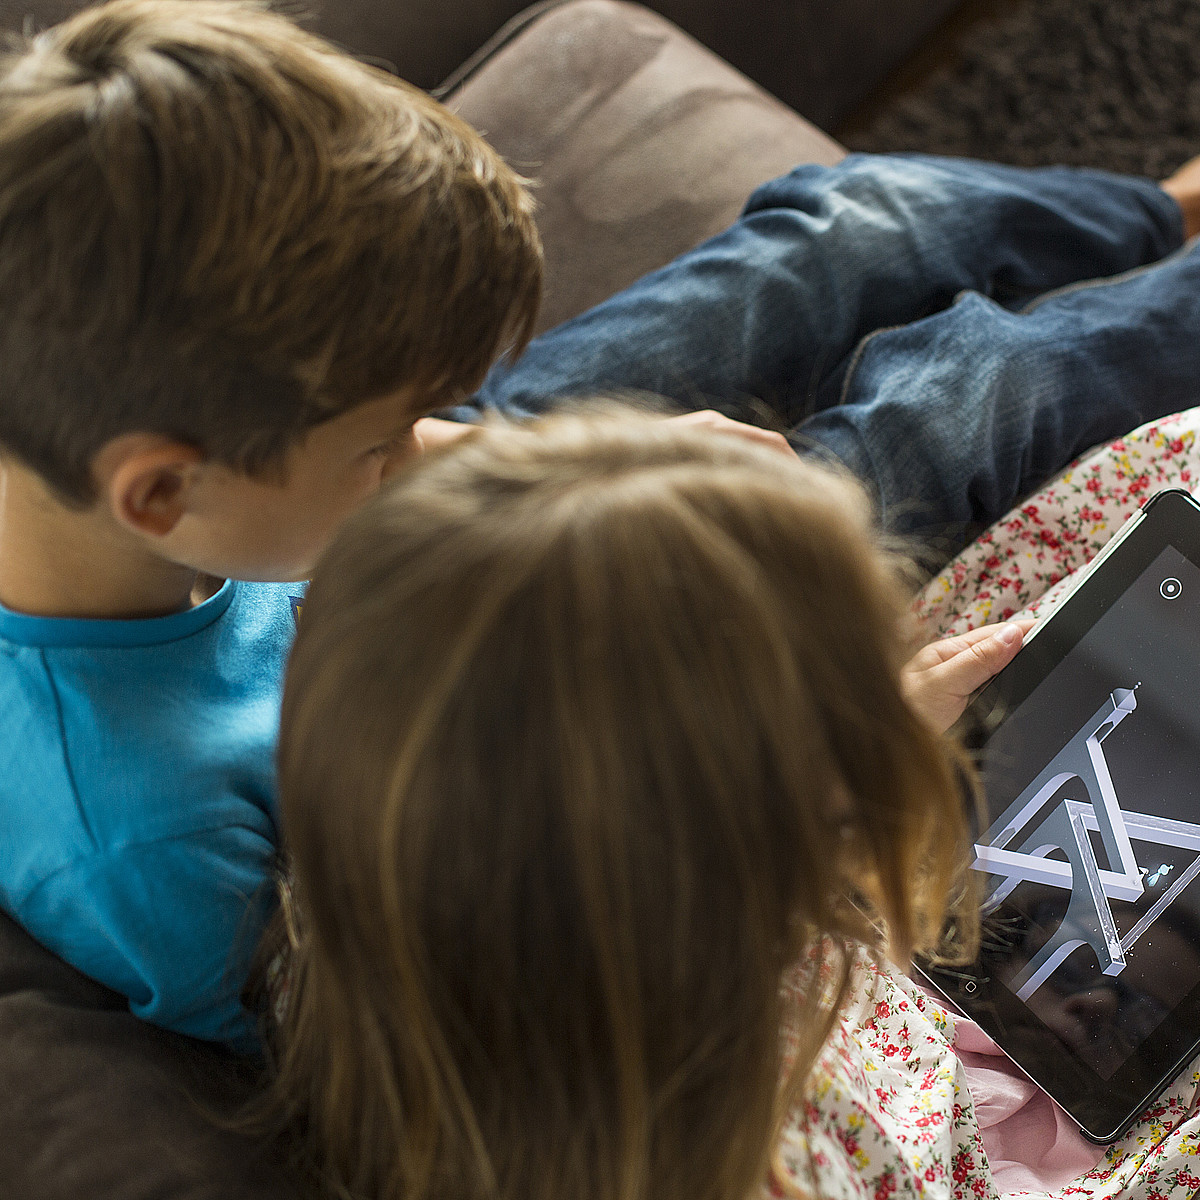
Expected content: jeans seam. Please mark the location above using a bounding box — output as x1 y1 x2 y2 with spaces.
1017 235 1200 315
837 322 906 409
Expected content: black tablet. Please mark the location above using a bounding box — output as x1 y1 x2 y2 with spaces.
916 487 1200 1143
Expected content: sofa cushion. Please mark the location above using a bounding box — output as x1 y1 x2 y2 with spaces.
446 0 844 334
0 911 297 1199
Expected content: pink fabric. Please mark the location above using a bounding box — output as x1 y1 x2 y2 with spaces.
953 1018 1104 1194
777 953 1200 1198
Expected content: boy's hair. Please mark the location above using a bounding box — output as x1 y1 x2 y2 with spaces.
266 411 976 1200
0 0 541 503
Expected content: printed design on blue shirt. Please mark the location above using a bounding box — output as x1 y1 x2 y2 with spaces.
290 595 304 625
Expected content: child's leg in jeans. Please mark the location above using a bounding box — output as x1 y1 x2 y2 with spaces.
471 154 1181 433
803 236 1200 547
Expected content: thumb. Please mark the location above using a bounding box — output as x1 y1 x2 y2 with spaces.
906 622 1025 733
933 622 1024 698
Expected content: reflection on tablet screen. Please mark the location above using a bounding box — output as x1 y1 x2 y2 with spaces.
977 544 1200 1079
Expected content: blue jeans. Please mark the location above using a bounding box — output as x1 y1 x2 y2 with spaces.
466 155 1193 550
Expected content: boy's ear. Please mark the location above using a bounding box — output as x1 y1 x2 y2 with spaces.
93 434 207 538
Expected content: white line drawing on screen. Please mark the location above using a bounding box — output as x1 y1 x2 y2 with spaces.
973 687 1200 1001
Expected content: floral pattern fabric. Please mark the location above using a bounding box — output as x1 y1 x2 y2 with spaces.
772 955 1200 1200
773 409 1200 1198
913 411 1200 639
773 955 998 1200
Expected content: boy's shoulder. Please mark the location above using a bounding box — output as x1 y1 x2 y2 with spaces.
0 578 303 1047
0 578 301 870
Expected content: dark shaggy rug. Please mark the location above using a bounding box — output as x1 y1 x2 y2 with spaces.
844 0 1200 179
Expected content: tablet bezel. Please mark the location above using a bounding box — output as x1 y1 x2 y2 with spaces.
916 487 1200 1143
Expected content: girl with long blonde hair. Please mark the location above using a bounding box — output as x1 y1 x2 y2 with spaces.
262 410 1025 1200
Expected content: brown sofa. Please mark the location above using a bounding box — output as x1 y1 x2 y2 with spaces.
0 0 964 130
0 0 919 1194
296 0 965 133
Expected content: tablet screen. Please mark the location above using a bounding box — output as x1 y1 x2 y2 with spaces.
976 543 1200 1081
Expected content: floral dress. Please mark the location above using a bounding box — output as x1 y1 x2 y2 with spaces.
771 955 1200 1200
772 410 1200 1199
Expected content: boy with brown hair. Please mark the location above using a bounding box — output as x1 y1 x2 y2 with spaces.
0 0 541 1049
6 0 1198 1062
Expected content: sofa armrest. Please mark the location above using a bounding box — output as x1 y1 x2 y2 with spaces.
300 0 964 132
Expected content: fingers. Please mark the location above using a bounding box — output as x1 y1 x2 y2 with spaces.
949 622 1025 692
950 618 1036 647
926 619 1022 700
916 618 1035 667
666 410 794 456
413 416 477 452
903 621 1029 733
926 622 1026 697
947 620 1028 664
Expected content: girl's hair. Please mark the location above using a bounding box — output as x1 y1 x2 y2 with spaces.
267 410 975 1200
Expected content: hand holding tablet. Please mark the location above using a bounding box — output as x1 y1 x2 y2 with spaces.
903 618 1033 733
918 488 1200 1142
